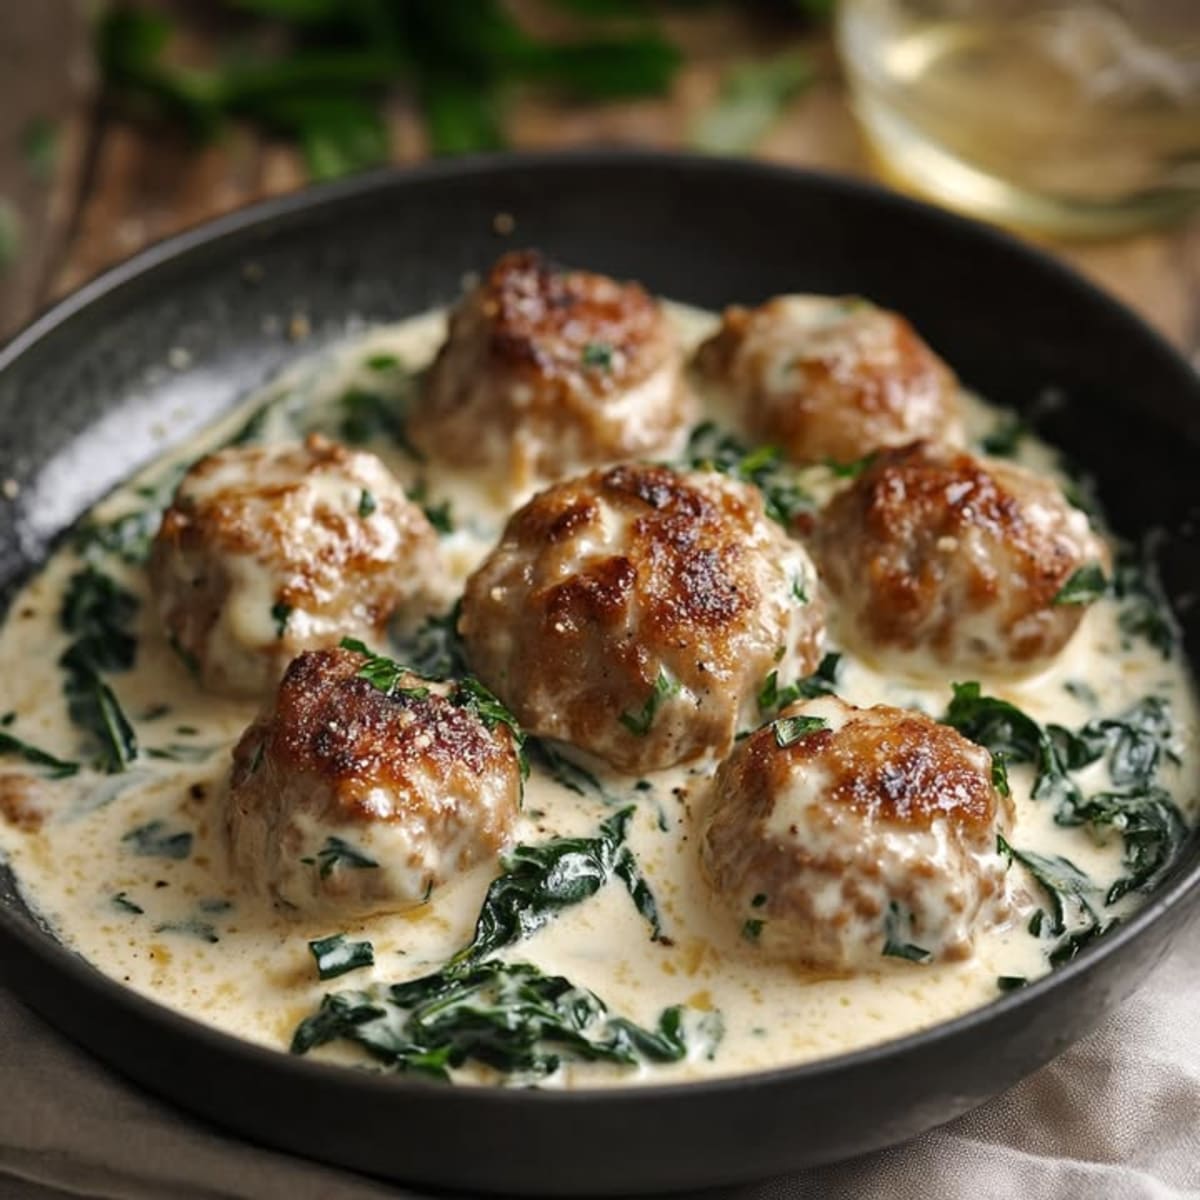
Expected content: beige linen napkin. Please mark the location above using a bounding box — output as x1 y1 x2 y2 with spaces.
1 932 1198 1200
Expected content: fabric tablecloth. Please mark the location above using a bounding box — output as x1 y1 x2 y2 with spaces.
2 933 1198 1200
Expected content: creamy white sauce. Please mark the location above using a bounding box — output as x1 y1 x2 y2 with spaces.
0 303 1196 1090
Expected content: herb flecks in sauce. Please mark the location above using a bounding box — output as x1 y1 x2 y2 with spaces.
302 836 380 879
620 668 680 737
309 933 375 981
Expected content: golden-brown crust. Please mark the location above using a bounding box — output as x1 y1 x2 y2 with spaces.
149 435 443 697
477 250 668 394
411 252 690 485
701 698 1012 968
230 648 516 824
461 464 824 772
694 296 961 466
810 440 1109 669
735 705 1001 832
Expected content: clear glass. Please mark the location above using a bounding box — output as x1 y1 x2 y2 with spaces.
835 0 1200 237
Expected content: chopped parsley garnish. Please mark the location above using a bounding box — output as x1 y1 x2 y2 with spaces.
121 820 193 860
771 714 828 748
357 489 377 518
758 652 842 712
881 902 932 964
302 836 379 880
991 755 1011 798
270 601 292 639
619 668 680 737
341 638 430 701
1052 563 1108 606
308 933 375 981
996 975 1028 992
111 891 143 915
153 918 219 943
741 918 764 941
685 422 813 527
0 728 79 779
581 341 614 369
453 807 665 969
365 353 401 373
406 480 453 534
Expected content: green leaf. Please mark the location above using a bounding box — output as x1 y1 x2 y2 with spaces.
303 835 379 879
358 489 377 518
980 415 1026 457
390 606 466 679
582 341 614 369
527 739 616 804
881 902 931 964
1112 540 1176 658
122 820 193 860
690 51 814 154
453 807 664 967
57 567 140 773
619 667 680 737
271 601 293 638
1052 563 1108 606
996 975 1027 991
112 891 144 914
258 95 389 181
292 959 702 1080
0 729 79 778
422 74 504 155
771 713 828 748
758 651 842 713
686 422 813 526
507 34 680 100
309 932 375 980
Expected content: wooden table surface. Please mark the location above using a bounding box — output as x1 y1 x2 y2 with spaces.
2 2 1198 362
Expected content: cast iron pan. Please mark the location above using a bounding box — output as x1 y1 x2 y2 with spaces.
1 152 1198 1196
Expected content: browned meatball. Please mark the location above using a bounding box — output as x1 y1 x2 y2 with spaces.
150 435 445 698
810 440 1109 673
410 251 691 489
701 696 1013 970
694 295 961 465
460 464 825 774
225 647 522 917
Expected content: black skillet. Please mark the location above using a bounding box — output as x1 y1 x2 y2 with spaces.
1 152 1198 1196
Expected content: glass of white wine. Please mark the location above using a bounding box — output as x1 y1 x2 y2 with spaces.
835 0 1200 236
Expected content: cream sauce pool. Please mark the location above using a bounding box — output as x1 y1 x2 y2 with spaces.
0 303 1196 1088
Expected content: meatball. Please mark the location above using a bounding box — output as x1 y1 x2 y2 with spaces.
225 647 522 917
809 440 1109 673
693 295 961 465
150 434 445 698
701 696 1013 969
410 251 691 490
460 463 825 774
